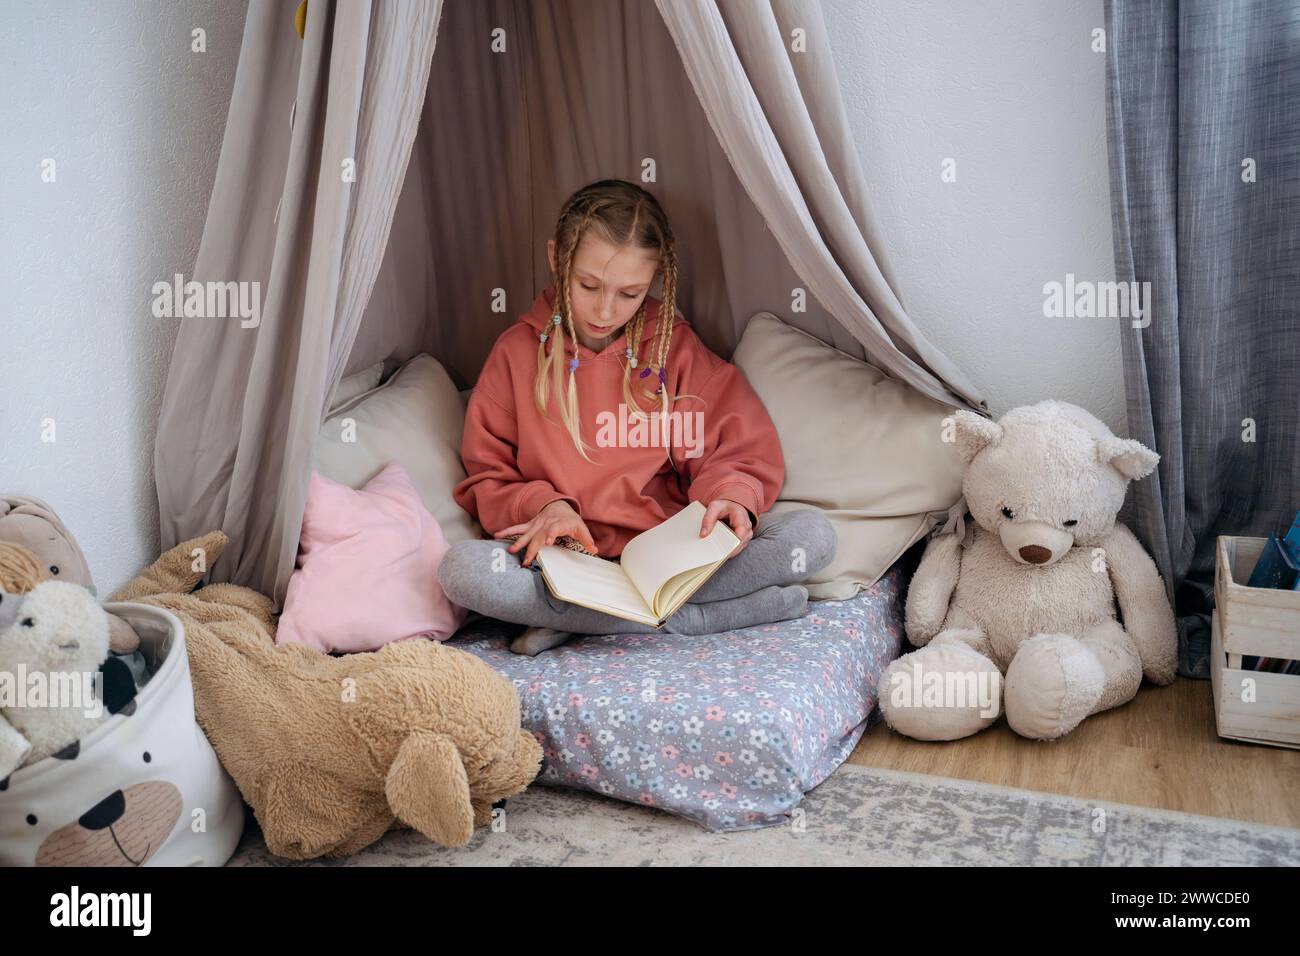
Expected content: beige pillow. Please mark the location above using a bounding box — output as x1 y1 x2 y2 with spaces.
314 353 483 546
327 361 385 413
732 313 964 600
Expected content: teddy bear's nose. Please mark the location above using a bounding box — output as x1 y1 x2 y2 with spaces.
1018 545 1052 564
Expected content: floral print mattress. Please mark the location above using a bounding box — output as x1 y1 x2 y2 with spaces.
449 565 906 832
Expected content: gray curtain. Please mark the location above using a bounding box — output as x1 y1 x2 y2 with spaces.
1104 0 1300 677
156 0 986 608
154 0 440 603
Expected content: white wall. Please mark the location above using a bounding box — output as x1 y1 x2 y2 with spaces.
0 0 247 594
0 0 1119 595
824 0 1124 429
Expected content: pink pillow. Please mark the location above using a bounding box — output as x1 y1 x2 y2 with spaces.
276 462 467 652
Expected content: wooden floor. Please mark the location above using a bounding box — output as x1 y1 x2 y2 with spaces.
850 675 1300 830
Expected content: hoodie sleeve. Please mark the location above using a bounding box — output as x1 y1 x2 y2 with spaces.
453 361 582 533
670 356 785 529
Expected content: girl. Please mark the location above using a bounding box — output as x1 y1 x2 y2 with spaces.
438 180 836 655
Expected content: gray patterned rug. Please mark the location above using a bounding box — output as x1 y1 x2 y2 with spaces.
227 764 1300 866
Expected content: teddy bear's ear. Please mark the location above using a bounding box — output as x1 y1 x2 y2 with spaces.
1097 435 1160 479
951 410 1003 465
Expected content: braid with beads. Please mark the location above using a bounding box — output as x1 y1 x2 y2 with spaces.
534 181 704 463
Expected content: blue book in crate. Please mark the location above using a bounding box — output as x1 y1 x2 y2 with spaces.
1246 533 1299 591
1284 512 1300 569
1240 511 1300 671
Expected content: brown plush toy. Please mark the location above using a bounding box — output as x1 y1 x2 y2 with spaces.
0 541 45 592
0 495 140 654
110 530 542 858
0 542 47 632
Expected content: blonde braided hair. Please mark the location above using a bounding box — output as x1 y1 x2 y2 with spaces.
534 180 699 464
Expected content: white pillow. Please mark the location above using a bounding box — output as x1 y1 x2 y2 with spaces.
314 353 482 546
327 361 385 413
732 313 964 600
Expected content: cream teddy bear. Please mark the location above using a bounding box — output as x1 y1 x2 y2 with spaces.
880 400 1178 741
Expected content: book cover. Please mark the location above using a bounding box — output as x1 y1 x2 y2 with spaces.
1245 533 1299 590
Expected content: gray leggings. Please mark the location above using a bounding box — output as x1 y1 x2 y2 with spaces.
438 508 836 636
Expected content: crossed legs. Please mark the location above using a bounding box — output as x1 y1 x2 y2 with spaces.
437 508 837 649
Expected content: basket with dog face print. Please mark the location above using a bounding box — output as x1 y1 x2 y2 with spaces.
0 602 244 866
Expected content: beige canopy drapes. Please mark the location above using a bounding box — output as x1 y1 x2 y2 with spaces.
155 0 986 607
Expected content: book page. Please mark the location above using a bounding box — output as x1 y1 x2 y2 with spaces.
534 546 656 623
656 564 717 620
620 500 740 616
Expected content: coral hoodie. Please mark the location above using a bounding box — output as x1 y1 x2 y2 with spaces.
453 286 785 558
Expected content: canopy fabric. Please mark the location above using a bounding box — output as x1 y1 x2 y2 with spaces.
155 0 987 607
154 0 440 603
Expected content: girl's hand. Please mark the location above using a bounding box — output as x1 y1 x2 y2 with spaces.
495 500 599 568
700 498 754 558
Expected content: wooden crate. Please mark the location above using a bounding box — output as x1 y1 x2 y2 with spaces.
1210 535 1300 749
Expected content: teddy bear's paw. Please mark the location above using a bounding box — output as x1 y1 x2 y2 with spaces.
878 644 1003 741
1004 633 1105 740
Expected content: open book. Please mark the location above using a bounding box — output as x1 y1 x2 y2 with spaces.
533 500 741 627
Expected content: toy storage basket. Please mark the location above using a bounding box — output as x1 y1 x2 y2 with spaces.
0 602 244 865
